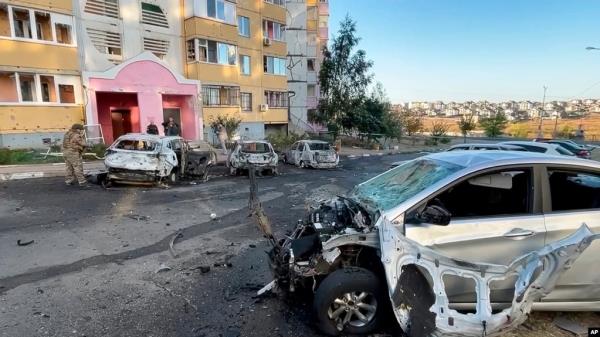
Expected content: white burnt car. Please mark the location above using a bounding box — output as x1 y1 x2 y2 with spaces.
104 134 216 184
283 140 339 169
228 140 278 175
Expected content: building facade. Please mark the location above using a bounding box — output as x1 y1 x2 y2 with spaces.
285 0 328 133
0 0 83 147
184 0 289 142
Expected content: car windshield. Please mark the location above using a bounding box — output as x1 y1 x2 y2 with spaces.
308 143 332 151
555 146 575 156
114 139 158 151
241 142 270 153
349 158 464 211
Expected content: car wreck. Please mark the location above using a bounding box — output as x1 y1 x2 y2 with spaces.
254 151 600 336
228 140 278 176
104 134 216 185
283 140 339 169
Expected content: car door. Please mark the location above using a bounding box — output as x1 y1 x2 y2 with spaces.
404 165 546 304
288 142 299 164
300 143 312 163
541 165 600 304
158 141 178 176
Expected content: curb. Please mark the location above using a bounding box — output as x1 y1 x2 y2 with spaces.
0 172 46 181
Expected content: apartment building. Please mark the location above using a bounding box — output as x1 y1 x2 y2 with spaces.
285 0 328 132
77 0 202 144
184 0 289 141
0 0 83 147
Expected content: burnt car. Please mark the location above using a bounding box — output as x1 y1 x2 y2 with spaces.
228 140 278 175
104 134 216 184
283 140 339 169
265 151 600 336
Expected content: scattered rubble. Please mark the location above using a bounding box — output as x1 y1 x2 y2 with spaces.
16 239 34 246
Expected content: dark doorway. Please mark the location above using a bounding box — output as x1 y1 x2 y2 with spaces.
111 109 132 139
163 108 181 127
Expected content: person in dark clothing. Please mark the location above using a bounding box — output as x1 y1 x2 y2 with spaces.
162 117 180 136
146 122 159 135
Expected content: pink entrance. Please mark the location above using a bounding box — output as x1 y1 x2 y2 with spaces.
83 52 202 144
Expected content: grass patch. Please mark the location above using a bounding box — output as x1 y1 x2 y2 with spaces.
0 148 64 165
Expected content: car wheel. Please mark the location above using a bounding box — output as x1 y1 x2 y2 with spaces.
229 166 237 176
314 267 383 336
299 161 307 169
168 171 178 184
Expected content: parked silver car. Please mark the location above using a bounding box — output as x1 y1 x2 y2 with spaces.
228 140 278 175
447 143 526 151
499 141 574 156
283 140 339 168
265 151 600 336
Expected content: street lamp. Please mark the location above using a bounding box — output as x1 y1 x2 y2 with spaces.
537 85 547 138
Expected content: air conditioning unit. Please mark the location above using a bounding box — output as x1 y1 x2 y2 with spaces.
263 37 271 46
259 104 269 112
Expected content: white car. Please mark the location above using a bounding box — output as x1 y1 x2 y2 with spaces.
228 140 278 176
104 134 215 184
283 140 339 169
499 141 575 156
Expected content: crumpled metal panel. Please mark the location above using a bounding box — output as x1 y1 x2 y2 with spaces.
379 219 600 337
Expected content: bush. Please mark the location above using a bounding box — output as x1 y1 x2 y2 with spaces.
265 131 307 152
428 121 450 146
88 143 108 157
480 113 508 138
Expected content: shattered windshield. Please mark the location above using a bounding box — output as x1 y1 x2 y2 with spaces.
308 143 332 151
241 143 270 153
114 139 158 151
349 158 464 211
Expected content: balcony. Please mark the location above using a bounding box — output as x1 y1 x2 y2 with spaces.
318 2 329 15
185 17 238 43
0 39 79 71
319 27 328 40
0 105 83 133
262 2 286 22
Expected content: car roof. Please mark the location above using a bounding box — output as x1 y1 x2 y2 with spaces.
450 143 499 147
500 141 557 149
115 133 181 142
423 150 600 170
239 140 271 144
299 140 329 144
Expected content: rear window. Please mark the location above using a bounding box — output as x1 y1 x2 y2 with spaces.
517 144 546 153
308 143 331 151
555 146 575 156
241 142 270 153
114 139 157 151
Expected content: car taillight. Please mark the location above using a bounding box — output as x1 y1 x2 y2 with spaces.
579 150 590 156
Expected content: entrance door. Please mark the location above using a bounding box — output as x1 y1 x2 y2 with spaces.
111 109 132 139
163 108 181 126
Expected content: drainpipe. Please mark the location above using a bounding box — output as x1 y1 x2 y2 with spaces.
287 90 296 136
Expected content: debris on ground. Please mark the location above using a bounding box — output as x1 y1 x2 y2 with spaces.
126 213 150 221
210 213 217 220
168 232 183 258
154 263 172 273
553 315 589 336
17 239 34 246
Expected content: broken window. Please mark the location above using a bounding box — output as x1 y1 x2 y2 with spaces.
143 37 169 59
241 142 270 153
87 28 122 58
307 58 315 71
427 168 533 218
39 75 56 102
58 84 75 103
18 73 36 102
0 72 18 102
13 8 32 39
115 139 157 151
0 4 9 37
548 169 600 211
34 11 52 41
55 23 72 44
186 39 196 62
140 2 169 28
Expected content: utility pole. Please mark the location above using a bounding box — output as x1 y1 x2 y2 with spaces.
537 85 547 138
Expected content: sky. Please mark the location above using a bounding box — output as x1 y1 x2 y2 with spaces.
328 0 600 103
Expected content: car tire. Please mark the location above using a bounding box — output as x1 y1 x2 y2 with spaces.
168 171 178 184
229 166 237 176
313 267 383 336
299 161 306 169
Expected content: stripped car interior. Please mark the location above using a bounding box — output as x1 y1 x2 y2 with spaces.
229 140 279 176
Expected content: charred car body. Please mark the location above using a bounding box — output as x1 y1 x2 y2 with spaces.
266 151 600 336
229 140 278 176
105 134 216 184
283 140 339 169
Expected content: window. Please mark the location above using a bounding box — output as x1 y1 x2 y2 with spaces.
186 40 196 61
264 91 288 108
263 20 284 41
55 23 72 44
13 8 32 38
202 86 240 106
264 0 285 6
0 4 10 37
19 73 36 102
84 0 120 18
307 84 316 97
307 58 315 71
0 72 18 102
548 169 600 211
263 56 286 75
34 12 52 41
141 2 169 28
87 28 122 58
207 0 235 24
415 168 533 220
188 38 235 65
218 42 236 65
240 55 250 75
241 92 252 111
143 37 169 59
238 16 250 37
59 84 75 103
39 75 56 102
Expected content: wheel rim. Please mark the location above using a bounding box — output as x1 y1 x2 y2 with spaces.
328 291 377 330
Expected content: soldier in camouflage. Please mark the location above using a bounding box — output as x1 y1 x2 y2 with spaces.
62 124 88 187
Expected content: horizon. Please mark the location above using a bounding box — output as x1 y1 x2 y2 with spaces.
329 0 600 103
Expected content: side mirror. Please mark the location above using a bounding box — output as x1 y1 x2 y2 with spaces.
419 205 451 226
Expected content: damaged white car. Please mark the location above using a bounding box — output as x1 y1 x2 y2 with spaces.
263 151 600 336
105 134 216 184
283 140 339 169
228 140 278 176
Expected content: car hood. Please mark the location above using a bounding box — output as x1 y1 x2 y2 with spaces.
105 151 160 171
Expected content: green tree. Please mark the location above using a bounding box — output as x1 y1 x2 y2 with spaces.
457 114 476 143
355 83 402 146
400 111 423 144
317 15 373 139
428 120 450 146
479 113 508 138
208 115 241 140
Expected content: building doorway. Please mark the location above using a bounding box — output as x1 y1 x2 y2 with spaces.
163 108 181 126
111 109 132 139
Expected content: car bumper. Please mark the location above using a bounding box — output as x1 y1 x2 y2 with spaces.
107 169 158 182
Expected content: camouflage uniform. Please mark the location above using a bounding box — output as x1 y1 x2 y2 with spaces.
62 124 87 185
